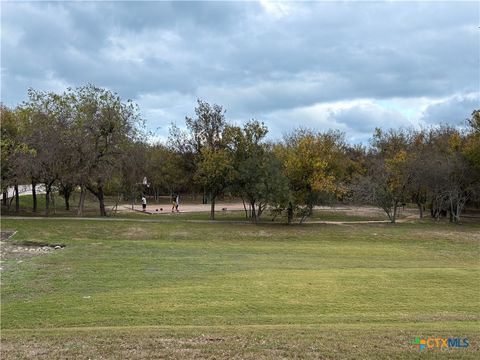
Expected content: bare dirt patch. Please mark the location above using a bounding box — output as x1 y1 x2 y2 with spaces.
124 203 247 214
1 230 16 241
0 230 65 271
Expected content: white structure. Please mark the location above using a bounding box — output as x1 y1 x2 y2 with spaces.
6 184 46 198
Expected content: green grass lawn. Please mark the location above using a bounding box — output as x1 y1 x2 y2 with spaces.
1 192 112 217
2 193 390 222
1 217 479 359
161 209 389 222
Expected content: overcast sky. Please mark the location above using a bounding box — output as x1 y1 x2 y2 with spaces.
1 0 479 143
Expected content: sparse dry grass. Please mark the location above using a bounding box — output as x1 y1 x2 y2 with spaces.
2 325 478 359
1 217 479 358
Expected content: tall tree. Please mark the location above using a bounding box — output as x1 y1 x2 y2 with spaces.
184 99 230 219
351 128 412 223
424 126 478 222
72 85 143 216
21 90 75 216
146 143 191 199
406 129 429 218
464 109 480 172
120 140 148 209
228 120 289 222
195 147 234 220
0 105 31 212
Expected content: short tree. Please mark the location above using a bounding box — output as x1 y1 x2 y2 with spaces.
277 130 348 223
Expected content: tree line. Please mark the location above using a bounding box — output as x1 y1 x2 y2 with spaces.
1 85 479 223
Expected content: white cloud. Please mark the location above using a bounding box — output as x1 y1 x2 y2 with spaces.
419 93 479 125
2 1 478 143
196 71 351 115
101 29 192 66
135 91 196 136
258 0 294 19
261 99 414 143
42 71 72 94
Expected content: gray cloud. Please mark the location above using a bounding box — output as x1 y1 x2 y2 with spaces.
1 1 478 142
260 99 413 145
420 94 480 125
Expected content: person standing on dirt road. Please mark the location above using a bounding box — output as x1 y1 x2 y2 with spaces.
171 193 176 212
141 195 147 211
175 194 180 212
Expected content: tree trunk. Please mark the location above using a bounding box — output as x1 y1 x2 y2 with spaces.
301 204 314 224
210 194 215 220
14 183 19 213
431 197 441 220
287 202 293 224
2 191 6 206
45 189 51 217
258 203 266 219
63 186 72 211
8 195 14 210
242 198 248 219
65 193 70 211
449 197 454 223
77 185 86 216
417 202 423 219
455 198 463 223
391 202 397 224
113 193 121 215
52 193 56 215
97 186 107 216
251 201 257 223
435 197 441 221
86 184 107 217
32 180 37 212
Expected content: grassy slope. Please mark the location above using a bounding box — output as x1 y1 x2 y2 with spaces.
1 218 479 359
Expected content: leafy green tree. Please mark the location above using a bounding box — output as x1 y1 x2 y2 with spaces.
464 109 480 172
20 90 76 216
165 126 198 201
195 147 234 219
406 129 429 218
277 130 348 223
186 100 227 152
351 128 412 223
423 126 478 222
146 143 191 199
184 99 231 219
71 85 143 216
375 129 412 222
228 120 289 222
0 105 32 212
118 141 148 210
351 158 403 223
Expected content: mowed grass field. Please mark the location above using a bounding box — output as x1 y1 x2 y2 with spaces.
1 217 479 359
